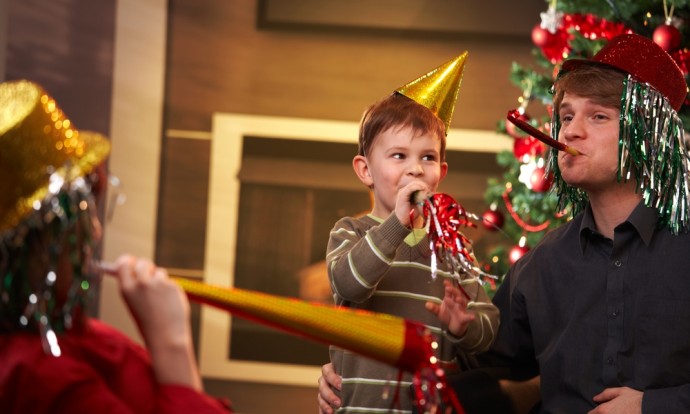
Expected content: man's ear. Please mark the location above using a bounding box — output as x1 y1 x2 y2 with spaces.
353 155 373 187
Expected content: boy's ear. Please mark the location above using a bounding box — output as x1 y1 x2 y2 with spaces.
439 161 448 182
353 155 373 187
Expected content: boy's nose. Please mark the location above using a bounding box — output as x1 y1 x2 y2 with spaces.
407 162 424 176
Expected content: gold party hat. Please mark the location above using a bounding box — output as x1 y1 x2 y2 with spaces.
0 80 110 233
395 52 468 134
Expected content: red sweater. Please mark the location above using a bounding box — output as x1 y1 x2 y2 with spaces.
0 319 231 414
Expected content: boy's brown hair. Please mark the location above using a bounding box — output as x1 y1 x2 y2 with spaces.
357 93 447 161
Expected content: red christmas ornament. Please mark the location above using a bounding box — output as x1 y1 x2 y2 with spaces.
653 24 682 52
538 26 570 63
530 166 553 193
506 112 531 139
509 245 530 265
513 136 546 161
536 13 631 64
531 24 556 47
481 209 505 231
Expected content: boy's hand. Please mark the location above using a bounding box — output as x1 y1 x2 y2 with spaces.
395 182 431 228
425 280 475 337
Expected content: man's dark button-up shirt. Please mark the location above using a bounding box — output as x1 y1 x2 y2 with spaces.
499 201 690 413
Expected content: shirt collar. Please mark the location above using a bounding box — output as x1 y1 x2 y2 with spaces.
367 213 426 246
579 200 657 251
625 200 657 246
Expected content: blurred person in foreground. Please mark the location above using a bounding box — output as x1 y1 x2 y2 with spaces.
0 80 231 414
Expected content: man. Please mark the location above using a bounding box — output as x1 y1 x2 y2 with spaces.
486 32 690 414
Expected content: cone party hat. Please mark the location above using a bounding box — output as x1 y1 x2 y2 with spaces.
395 52 468 134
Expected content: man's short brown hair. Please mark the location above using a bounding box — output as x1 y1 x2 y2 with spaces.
552 64 626 113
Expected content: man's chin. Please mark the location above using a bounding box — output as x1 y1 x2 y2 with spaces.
560 176 587 190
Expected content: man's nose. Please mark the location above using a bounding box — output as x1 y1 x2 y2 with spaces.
562 117 585 142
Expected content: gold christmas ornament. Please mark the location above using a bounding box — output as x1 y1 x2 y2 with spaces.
0 80 110 233
395 52 468 134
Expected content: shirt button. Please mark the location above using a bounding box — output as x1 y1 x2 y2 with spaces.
607 357 614 365
613 260 622 267
611 309 620 317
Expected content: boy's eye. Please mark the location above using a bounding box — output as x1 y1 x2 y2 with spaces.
392 153 405 159
422 154 437 162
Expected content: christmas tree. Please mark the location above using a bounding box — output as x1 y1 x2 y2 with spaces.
480 0 690 284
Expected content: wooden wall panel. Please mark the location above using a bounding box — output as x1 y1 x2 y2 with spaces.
6 0 114 135
156 137 211 271
164 0 546 132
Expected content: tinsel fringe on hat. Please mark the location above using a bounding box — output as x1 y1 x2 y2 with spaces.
0 174 98 356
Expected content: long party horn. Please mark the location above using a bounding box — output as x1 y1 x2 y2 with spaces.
506 109 579 156
97 261 465 412
173 277 434 373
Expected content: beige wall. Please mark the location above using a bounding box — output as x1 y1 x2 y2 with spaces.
101 0 168 346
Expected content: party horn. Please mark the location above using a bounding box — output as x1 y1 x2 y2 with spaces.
172 277 434 373
506 109 579 156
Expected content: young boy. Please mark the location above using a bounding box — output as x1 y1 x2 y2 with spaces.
326 54 500 413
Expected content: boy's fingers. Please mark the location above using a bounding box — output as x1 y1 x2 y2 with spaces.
425 301 440 314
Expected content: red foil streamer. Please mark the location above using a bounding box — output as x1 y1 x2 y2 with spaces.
423 193 476 264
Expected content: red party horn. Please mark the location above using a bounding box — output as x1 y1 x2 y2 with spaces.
507 110 579 156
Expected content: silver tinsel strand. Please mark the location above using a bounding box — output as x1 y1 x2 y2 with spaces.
0 171 99 356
